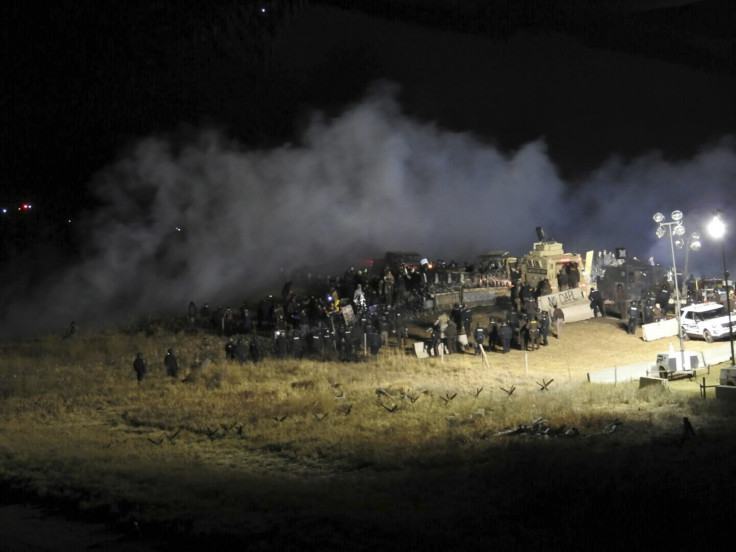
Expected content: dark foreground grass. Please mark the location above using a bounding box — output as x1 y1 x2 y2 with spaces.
3 432 736 551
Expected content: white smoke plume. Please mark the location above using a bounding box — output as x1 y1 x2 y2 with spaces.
1 83 734 338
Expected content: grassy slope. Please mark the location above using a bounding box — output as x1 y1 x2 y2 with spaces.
1 310 735 549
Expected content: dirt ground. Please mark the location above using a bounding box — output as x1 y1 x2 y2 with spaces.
407 302 716 383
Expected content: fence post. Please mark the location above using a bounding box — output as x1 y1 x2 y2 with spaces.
701 376 706 400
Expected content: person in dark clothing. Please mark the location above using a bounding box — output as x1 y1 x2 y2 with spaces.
322 326 335 360
461 305 473 337
282 281 293 302
498 321 513 354
164 349 179 378
450 303 462 330
686 275 697 302
426 324 441 357
63 321 78 340
473 322 486 355
225 338 236 360
487 317 498 352
232 339 249 364
133 353 147 384
274 330 288 358
308 329 323 358
240 307 253 334
656 286 671 315
518 314 529 351
589 287 606 318
289 329 304 359
518 282 534 304
341 325 355 362
643 299 655 324
536 278 553 298
200 303 210 320
444 321 458 354
221 307 234 335
508 308 520 349
395 314 409 350
538 310 550 346
368 326 382 355
250 337 262 363
519 283 537 318
627 301 639 335
508 308 519 329
557 268 569 291
568 263 581 289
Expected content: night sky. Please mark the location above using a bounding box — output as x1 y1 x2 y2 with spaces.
1 0 735 336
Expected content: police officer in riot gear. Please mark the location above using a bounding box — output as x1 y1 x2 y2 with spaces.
538 310 550 346
589 287 606 318
627 301 639 335
498 320 513 354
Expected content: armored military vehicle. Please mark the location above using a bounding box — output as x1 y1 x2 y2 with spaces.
508 238 594 322
595 258 669 317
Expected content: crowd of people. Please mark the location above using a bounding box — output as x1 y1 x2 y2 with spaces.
117 258 735 381
167 261 574 375
131 253 736 379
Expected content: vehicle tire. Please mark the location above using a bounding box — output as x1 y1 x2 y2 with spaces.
703 330 714 343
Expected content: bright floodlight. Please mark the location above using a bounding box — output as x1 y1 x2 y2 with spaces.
674 238 685 249
708 214 726 240
653 212 665 223
673 225 685 236
656 226 666 239
671 210 683 221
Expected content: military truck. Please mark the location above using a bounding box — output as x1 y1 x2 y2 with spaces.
507 239 594 322
595 258 669 317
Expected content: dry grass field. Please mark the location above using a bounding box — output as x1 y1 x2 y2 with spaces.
1 304 735 551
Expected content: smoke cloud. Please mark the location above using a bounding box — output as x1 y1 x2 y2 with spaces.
2 83 735 338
